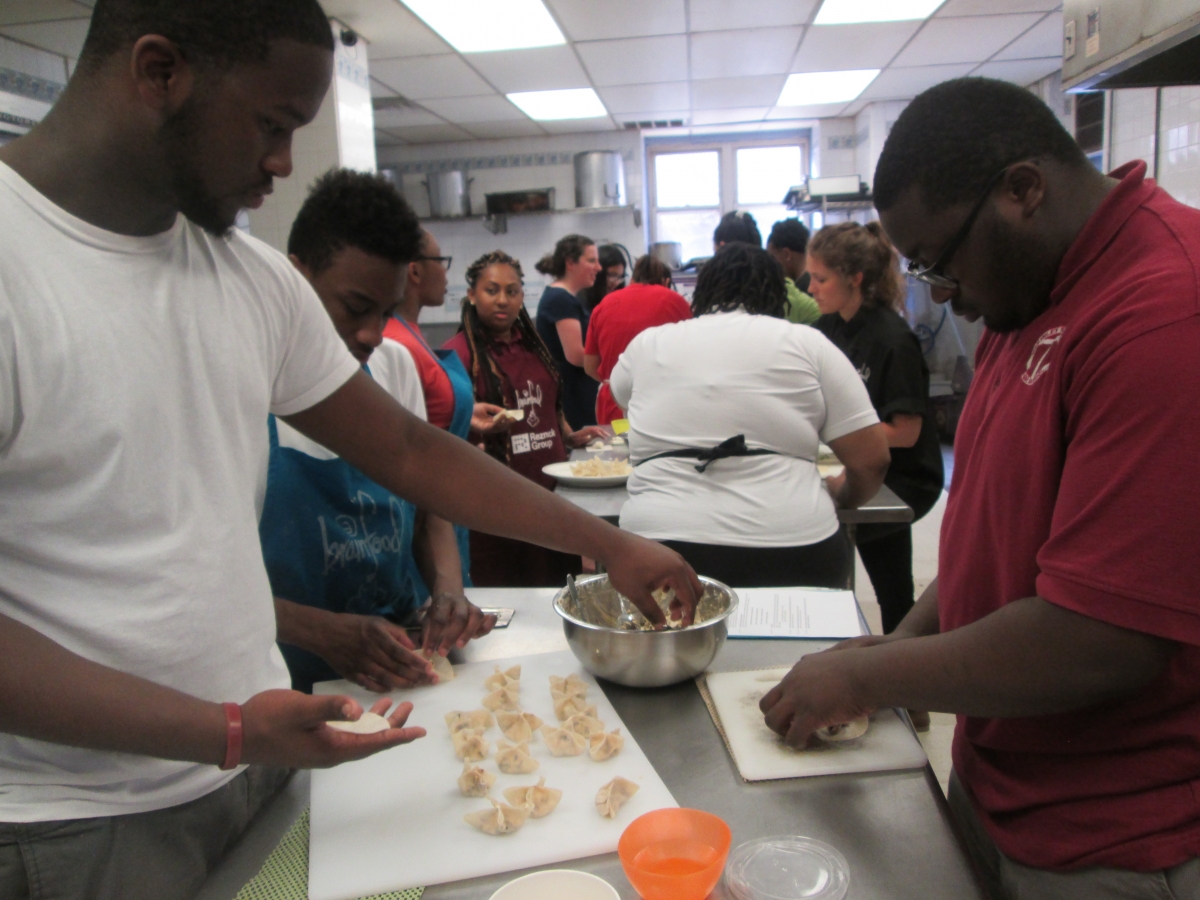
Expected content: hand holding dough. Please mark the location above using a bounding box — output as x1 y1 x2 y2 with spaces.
595 776 639 818
422 650 455 682
816 716 869 742
325 712 391 734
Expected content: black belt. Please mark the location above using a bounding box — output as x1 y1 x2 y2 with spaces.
635 434 781 473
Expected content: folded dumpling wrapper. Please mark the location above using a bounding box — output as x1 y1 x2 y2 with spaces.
588 728 624 762
549 673 588 699
452 728 490 762
551 691 591 721
540 724 587 757
502 777 562 818
422 650 455 682
445 709 495 734
492 408 525 424
325 712 391 734
563 712 606 738
496 710 544 743
495 739 540 774
463 798 531 836
816 716 869 742
482 685 521 712
483 664 521 691
595 776 639 818
457 762 496 798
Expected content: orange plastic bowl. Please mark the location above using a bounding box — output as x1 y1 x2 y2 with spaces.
618 808 732 900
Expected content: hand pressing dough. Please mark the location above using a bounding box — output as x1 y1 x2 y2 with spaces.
482 685 520 712
595 777 639 818
452 728 489 762
496 710 543 743
563 712 605 738
484 664 521 691
495 739 539 774
816 716 869 742
588 729 624 762
325 712 391 734
445 709 495 734
540 724 587 757
457 762 496 798
464 798 530 836
422 651 455 682
503 777 562 818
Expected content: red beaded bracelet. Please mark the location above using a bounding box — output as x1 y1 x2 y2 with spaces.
220 702 243 770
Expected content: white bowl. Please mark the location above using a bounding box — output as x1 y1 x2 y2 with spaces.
488 869 620 900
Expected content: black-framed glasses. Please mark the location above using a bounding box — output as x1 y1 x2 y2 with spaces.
906 165 1011 290
416 254 452 270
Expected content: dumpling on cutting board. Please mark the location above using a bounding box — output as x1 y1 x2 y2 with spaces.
457 762 496 798
495 739 539 774
595 777 639 818
484 664 521 691
502 777 562 818
482 685 520 712
540 724 587 757
588 729 624 762
452 728 489 762
445 709 495 734
325 712 391 734
549 673 588 699
496 710 543 743
816 716 869 742
551 691 591 721
563 712 605 738
422 650 455 682
463 798 531 836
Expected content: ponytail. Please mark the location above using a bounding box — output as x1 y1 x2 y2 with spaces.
534 233 594 278
808 220 905 312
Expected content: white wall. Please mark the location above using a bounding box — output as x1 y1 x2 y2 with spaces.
1106 85 1200 210
0 35 69 137
853 101 909 192
376 129 647 325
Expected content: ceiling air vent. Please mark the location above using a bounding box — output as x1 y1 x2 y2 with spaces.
372 95 425 111
623 119 687 130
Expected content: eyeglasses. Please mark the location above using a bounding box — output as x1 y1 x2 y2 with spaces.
906 165 1011 290
416 255 452 271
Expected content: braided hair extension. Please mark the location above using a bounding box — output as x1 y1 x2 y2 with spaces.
458 251 566 466
808 221 906 312
691 242 787 319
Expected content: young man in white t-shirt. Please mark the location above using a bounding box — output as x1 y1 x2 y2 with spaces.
0 2 701 895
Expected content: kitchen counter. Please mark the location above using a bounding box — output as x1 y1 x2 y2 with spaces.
197 589 980 900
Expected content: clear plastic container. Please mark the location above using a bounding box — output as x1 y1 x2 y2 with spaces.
724 836 850 900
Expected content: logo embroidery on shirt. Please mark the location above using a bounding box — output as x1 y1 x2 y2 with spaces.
511 433 532 455
856 363 871 383
1021 326 1065 386
516 380 544 428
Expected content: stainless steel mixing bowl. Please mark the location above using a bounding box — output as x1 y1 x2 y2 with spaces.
552 574 738 687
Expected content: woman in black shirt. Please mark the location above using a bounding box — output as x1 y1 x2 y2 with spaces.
534 233 602 428
808 221 945 634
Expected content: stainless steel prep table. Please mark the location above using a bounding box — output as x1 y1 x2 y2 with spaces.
197 588 979 900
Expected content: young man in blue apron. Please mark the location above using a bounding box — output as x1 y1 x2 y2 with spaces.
260 169 496 693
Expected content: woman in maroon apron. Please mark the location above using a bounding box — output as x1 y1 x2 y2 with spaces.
445 251 606 586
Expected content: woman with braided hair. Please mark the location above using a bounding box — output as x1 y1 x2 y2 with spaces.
610 242 891 588
444 251 607 586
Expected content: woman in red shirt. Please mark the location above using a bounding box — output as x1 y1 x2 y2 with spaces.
583 255 692 425
445 251 606 586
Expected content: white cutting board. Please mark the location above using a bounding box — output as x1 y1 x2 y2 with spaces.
705 666 928 781
309 650 677 900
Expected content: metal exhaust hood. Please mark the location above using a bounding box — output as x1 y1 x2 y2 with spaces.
1063 0 1200 91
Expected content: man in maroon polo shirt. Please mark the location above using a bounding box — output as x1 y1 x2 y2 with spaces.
759 77 1200 898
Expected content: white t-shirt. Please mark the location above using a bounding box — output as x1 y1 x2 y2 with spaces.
610 310 878 547
0 161 360 821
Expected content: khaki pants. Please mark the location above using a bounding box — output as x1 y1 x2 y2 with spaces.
948 771 1200 900
0 766 290 900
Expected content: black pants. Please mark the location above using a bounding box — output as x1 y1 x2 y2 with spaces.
854 521 914 634
661 529 851 589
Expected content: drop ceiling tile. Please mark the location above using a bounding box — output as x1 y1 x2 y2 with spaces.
421 94 527 123
372 105 445 129
0 1 90 25
690 28 804 80
464 46 589 93
539 115 616 134
993 12 1062 61
321 0 449 59
370 54 494 100
692 75 786 110
597 82 690 113
375 130 408 147
576 35 688 87
690 108 769 125
893 14 1043 66
767 101 851 120
544 0 686 40
689 0 820 31
385 123 474 143
936 0 1061 15
370 78 399 98
461 119 548 139
0 17 89 58
972 56 1061 84
792 22 922 72
857 63 976 100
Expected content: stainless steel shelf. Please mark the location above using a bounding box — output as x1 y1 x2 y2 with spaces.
420 204 642 235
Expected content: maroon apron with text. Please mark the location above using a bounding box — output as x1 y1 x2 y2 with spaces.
486 339 568 490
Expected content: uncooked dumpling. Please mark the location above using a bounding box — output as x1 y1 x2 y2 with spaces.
549 674 588 699
563 712 605 738
551 691 591 721
595 776 639 818
540 724 587 757
496 710 544 743
482 685 521 712
484 664 521 691
503 777 562 818
325 712 391 734
588 729 624 762
445 709 495 734
457 762 496 798
452 728 489 762
816 716 869 742
463 798 531 836
495 739 539 774
422 650 455 682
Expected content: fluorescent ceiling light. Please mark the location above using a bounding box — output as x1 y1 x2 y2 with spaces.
777 70 881 106
508 88 608 121
814 0 944 25
403 0 565 54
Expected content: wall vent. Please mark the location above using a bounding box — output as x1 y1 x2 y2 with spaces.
623 119 687 130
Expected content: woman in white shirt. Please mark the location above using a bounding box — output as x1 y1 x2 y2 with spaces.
610 242 890 587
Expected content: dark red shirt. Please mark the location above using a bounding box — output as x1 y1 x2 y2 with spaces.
942 162 1200 870
584 283 691 424
444 330 567 490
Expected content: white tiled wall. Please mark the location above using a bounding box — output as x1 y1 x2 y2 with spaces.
1159 87 1200 210
0 35 69 85
1109 88 1157 171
